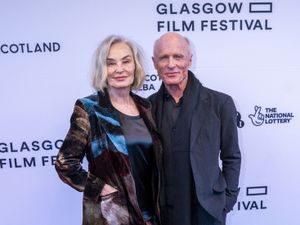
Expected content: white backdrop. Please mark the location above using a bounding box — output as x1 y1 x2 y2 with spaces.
0 0 299 225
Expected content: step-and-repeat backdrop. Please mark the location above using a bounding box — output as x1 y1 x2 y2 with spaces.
1 1 299 225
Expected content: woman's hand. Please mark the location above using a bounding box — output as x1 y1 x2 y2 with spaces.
100 184 118 196
145 221 152 225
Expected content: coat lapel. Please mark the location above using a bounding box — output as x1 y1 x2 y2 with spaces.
95 91 128 156
152 84 166 133
190 87 209 152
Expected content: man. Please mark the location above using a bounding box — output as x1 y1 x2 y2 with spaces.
149 32 241 225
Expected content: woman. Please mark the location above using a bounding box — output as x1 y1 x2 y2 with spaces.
55 35 162 225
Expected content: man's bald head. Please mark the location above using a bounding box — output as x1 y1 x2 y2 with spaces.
152 32 192 89
153 32 191 57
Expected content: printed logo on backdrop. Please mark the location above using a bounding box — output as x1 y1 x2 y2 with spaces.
236 185 268 211
138 74 162 95
0 42 61 54
248 106 294 126
237 111 245 128
0 139 62 169
155 1 273 32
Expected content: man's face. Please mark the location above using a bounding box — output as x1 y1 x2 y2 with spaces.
152 34 192 86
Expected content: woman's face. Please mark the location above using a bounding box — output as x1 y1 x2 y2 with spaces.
106 42 135 90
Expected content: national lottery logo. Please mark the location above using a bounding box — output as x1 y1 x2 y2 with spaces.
248 105 294 126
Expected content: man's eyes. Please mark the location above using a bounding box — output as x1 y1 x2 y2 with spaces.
159 56 169 60
159 55 184 60
174 55 184 59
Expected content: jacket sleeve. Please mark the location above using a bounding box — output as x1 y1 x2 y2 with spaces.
219 96 241 210
55 100 90 192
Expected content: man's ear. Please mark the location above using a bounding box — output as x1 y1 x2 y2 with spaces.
152 56 157 69
188 54 193 67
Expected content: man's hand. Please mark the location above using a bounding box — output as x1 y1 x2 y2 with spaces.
224 208 230 213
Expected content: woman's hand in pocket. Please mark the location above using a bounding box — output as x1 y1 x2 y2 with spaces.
100 184 118 196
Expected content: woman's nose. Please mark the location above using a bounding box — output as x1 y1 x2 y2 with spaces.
115 63 124 73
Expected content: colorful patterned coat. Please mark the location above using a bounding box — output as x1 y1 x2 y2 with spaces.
55 91 162 225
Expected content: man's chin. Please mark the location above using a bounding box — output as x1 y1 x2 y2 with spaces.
163 79 180 85
165 78 187 86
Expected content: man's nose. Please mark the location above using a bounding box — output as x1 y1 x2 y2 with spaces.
167 57 176 68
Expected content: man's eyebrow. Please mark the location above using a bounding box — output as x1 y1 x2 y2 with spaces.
159 54 169 59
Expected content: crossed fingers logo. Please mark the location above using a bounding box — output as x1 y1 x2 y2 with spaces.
248 106 264 126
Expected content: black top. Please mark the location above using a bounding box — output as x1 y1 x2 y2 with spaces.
117 110 154 221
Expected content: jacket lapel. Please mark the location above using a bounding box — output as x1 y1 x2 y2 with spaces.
95 91 128 155
152 84 165 133
190 87 209 152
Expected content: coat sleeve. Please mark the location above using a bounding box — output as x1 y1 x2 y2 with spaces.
219 96 241 210
55 100 90 192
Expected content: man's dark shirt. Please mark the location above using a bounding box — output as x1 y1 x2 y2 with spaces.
160 78 196 225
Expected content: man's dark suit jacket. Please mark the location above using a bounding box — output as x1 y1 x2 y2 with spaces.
149 71 241 222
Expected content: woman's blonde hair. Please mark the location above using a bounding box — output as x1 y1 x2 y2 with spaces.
91 35 145 91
